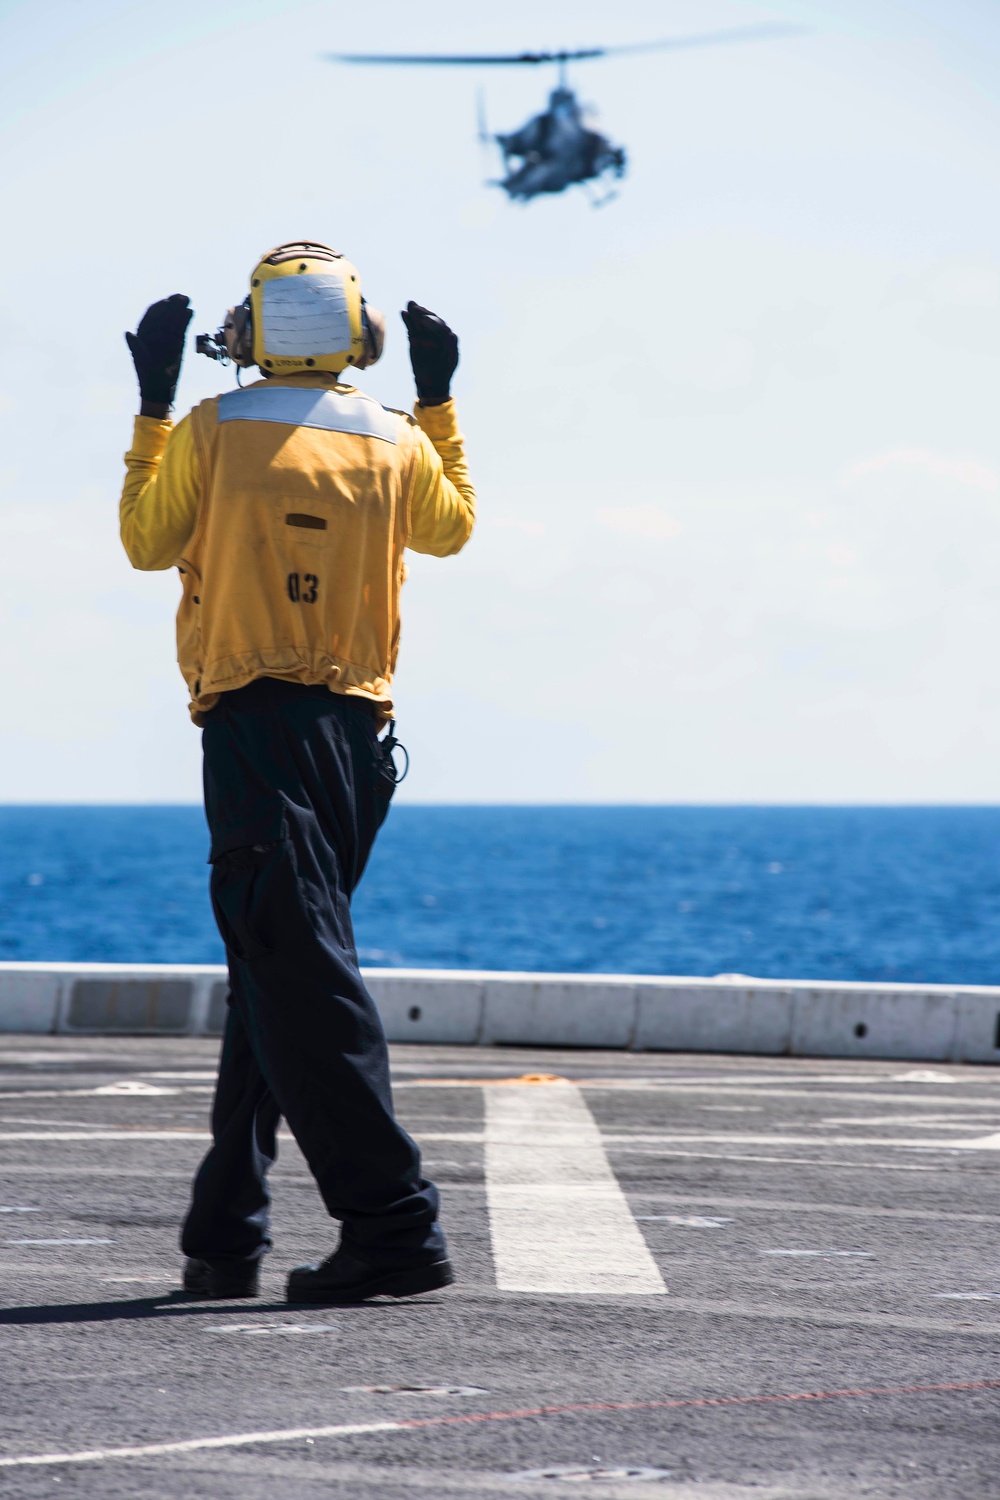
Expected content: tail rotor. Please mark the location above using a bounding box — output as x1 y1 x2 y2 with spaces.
476 88 500 185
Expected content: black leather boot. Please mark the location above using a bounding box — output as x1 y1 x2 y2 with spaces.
286 1247 454 1305
182 1257 260 1299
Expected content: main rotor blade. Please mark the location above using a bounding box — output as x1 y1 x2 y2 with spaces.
324 50 605 65
600 22 810 57
324 25 809 68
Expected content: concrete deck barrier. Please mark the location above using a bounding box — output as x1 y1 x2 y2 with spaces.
1 962 999 1063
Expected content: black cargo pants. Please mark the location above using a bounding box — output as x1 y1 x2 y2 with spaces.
180 678 443 1269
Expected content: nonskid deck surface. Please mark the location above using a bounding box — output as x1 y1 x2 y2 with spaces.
1 1039 999 1498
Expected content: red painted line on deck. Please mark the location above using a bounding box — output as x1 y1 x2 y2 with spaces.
395 1377 1000 1431
1 1377 998 1470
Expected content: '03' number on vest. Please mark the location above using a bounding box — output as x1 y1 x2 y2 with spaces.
287 572 319 604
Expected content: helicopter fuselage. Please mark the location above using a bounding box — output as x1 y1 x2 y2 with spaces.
494 87 626 202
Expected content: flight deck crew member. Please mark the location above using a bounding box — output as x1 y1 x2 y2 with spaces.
119 242 475 1303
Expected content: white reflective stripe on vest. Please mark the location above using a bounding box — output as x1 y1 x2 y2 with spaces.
217 387 400 444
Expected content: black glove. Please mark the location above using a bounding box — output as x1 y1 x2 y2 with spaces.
125 294 193 407
401 300 459 406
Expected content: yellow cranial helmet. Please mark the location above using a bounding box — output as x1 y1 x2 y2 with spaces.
246 241 384 375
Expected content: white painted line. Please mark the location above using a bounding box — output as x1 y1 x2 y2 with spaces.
484 1082 666 1296
760 1249 872 1258
0 1206 38 1213
600 1132 998 1151
811 1116 1000 1128
636 1215 733 1227
935 1293 1000 1302
949 1132 1000 1150
0 1129 477 1145
892 1071 957 1083
5 1238 113 1246
144 1072 218 1081
100 1277 172 1284
1 1117 184 1130
626 1193 1000 1224
204 1324 340 1336
0 1088 214 1100
0 1421 401 1470
606 1148 944 1172
514 1465 674 1483
340 1384 489 1397
581 1086 999 1107
0 1131 212 1142
93 1081 179 1096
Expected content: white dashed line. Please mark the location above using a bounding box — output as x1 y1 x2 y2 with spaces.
935 1293 1000 1302
92 1082 180 1096
606 1149 945 1172
760 1249 872 1258
0 1130 479 1144
4 1238 113 1246
600 1132 1000 1150
636 1216 733 1227
99 1277 173 1284
0 1131 210 1142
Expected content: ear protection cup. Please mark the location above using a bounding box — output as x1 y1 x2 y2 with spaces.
222 299 254 367
356 301 385 369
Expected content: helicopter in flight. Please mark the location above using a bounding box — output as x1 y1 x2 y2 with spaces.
326 25 806 206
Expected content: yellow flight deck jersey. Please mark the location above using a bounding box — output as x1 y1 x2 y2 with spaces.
120 373 475 724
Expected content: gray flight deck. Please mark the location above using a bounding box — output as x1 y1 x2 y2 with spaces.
1 1036 999 1497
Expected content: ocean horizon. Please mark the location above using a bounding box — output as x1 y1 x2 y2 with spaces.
1 803 999 985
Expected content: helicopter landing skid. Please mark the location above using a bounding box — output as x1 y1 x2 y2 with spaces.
583 182 620 209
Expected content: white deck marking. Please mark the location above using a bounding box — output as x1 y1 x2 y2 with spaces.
4 1237 112 1246
0 1421 400 1470
399 1081 1000 1108
936 1293 1000 1302
760 1249 872 1258
484 1082 666 1296
636 1215 733 1227
144 1072 218 1081
0 1088 215 1100
0 1129 478 1144
810 1115 1000 1128
1 1117 188 1129
950 1132 1000 1150
4 1236 111 1248
0 1131 212 1142
99 1277 173 1284
601 1131 1000 1151
93 1081 179 1096
893 1070 956 1083
627 1193 1000 1223
605 1148 943 1171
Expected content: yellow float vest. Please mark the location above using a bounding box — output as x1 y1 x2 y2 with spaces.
181 380 421 724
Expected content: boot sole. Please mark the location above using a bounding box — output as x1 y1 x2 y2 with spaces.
183 1264 260 1299
286 1260 455 1305
185 1282 259 1300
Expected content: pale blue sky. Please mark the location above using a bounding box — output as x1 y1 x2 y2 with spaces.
1 0 999 801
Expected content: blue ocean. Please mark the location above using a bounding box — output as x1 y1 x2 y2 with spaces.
1 806 999 985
